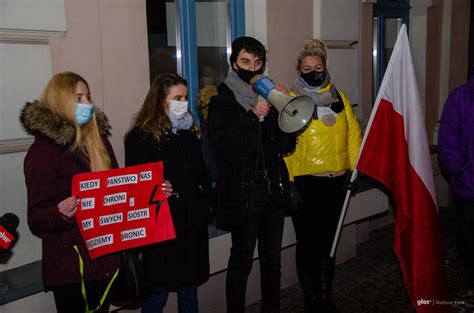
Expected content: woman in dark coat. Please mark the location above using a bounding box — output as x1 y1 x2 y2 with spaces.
21 71 119 313
125 73 210 313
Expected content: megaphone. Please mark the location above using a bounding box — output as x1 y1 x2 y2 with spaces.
250 75 314 133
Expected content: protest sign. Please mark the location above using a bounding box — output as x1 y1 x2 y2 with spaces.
72 161 176 259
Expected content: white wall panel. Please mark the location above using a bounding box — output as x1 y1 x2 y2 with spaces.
0 43 52 141
0 0 66 33
245 0 267 46
0 152 42 270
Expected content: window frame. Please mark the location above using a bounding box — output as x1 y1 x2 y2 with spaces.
176 0 245 125
373 1 410 94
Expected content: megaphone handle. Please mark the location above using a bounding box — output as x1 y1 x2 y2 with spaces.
257 95 265 122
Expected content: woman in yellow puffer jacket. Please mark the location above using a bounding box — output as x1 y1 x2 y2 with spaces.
285 39 361 313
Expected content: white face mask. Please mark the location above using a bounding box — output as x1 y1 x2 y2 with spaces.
168 100 188 118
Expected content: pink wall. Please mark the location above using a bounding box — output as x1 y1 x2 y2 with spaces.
266 0 313 88
49 0 104 104
49 0 150 165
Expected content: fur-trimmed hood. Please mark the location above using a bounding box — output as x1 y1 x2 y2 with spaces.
20 101 112 146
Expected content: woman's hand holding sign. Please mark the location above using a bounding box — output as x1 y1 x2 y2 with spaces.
58 196 79 219
162 180 173 198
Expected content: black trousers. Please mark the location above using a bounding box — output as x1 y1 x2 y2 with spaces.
293 174 346 260
226 199 285 313
454 193 474 276
291 174 346 298
51 280 111 313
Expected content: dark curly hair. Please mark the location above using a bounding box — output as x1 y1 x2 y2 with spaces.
229 36 267 69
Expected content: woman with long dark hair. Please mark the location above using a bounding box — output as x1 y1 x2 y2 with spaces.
125 73 210 313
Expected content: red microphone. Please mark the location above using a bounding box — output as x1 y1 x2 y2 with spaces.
0 213 19 249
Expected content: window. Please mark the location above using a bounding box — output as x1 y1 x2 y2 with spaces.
373 0 410 99
146 0 244 124
195 0 230 89
146 0 178 80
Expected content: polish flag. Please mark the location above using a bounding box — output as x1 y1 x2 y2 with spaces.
356 25 450 312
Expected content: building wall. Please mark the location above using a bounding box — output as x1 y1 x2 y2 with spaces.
316 0 360 115
245 0 267 46
0 0 149 270
410 2 429 114
439 0 453 121
266 0 313 87
1 0 150 311
0 0 64 271
49 0 150 167
447 0 470 94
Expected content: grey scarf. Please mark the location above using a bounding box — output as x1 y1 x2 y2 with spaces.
291 72 338 108
167 112 194 134
224 70 258 111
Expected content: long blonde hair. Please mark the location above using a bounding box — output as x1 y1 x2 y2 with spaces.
297 38 328 69
41 71 111 171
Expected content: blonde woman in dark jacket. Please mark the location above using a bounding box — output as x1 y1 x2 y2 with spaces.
21 72 119 313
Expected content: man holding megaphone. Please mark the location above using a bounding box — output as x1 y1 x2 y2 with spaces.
207 36 296 313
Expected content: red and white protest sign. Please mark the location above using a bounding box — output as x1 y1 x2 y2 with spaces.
72 161 176 259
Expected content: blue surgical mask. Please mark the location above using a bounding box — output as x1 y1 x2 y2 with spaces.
75 103 94 126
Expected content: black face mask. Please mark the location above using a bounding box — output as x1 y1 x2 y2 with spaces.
301 70 326 87
236 67 263 85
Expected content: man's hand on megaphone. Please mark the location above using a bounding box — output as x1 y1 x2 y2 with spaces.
274 83 289 95
251 100 271 119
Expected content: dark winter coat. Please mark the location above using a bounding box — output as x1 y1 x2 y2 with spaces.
200 123 219 183
207 83 296 230
20 101 119 288
438 78 474 200
124 127 210 287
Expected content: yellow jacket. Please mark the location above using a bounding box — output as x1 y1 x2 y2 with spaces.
284 83 362 179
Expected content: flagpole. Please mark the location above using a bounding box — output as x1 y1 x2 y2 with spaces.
329 169 358 258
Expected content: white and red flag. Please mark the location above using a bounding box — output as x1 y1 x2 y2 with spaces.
356 25 450 312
